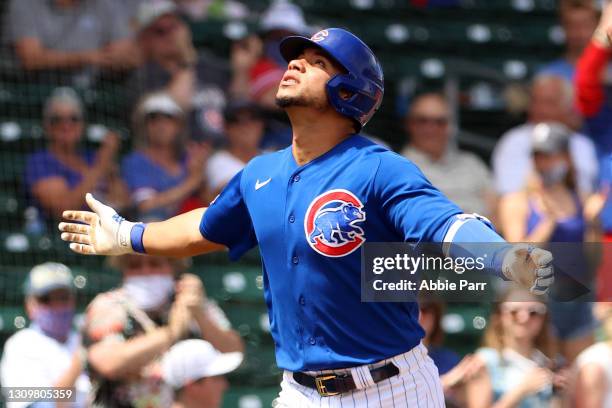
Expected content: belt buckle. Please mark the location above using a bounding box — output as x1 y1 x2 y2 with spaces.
315 374 339 397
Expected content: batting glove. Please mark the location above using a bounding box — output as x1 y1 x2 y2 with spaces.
502 244 554 295
58 193 141 255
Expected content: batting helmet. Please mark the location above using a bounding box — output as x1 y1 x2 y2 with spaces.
279 28 384 130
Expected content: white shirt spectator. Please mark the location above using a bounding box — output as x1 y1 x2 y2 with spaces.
575 342 612 408
0 325 90 408
492 124 598 195
206 150 246 193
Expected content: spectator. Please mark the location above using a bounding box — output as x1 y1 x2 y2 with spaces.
83 253 243 407
207 101 265 197
4 0 137 85
162 339 243 408
401 92 495 218
538 0 599 81
576 1 612 157
493 75 598 197
465 287 568 408
174 0 249 21
573 302 612 408
129 0 251 143
249 58 292 149
259 0 311 68
25 87 128 221
419 297 484 406
499 123 596 362
0 262 90 407
122 92 210 220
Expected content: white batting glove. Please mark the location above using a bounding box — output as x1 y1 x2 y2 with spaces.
502 244 554 295
58 193 138 255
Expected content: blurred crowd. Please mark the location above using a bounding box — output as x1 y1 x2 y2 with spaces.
0 0 612 407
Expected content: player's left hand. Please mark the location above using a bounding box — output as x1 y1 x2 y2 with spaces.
502 244 554 295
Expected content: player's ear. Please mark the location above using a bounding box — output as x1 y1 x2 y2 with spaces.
339 89 353 101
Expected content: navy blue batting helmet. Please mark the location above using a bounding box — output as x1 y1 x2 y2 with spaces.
279 28 384 130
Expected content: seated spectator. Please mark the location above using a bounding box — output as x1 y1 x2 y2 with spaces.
207 101 265 197
499 123 596 362
162 339 243 408
249 58 292 149
122 92 209 220
174 0 249 21
493 74 598 197
419 297 484 406
83 253 243 407
465 287 569 408
4 0 136 84
25 87 128 222
537 0 599 81
0 262 90 407
129 0 250 143
401 92 495 218
259 0 311 68
573 302 612 408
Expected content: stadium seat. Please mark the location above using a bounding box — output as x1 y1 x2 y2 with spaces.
223 302 271 342
228 342 280 386
195 265 265 303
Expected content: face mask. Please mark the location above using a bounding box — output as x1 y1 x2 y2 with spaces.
123 275 175 311
33 306 74 342
539 162 568 186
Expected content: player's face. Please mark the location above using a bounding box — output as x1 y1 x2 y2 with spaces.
276 47 344 110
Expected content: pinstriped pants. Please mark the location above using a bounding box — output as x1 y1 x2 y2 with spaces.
272 343 445 408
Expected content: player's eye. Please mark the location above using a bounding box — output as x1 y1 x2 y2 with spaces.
314 59 327 68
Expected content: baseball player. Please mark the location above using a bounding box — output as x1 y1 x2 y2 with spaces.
59 28 554 407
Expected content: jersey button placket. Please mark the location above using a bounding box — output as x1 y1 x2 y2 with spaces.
289 214 295 223
292 256 299 264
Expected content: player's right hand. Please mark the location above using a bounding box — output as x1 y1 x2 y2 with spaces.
59 193 136 255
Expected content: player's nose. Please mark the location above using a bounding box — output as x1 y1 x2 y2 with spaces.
288 58 306 73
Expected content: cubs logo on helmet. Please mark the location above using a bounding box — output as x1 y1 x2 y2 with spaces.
311 29 329 42
304 189 366 257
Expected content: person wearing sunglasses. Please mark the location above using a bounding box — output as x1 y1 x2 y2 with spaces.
81 252 243 408
25 87 129 224
466 287 569 408
122 92 210 220
401 92 496 219
162 339 243 408
0 262 91 407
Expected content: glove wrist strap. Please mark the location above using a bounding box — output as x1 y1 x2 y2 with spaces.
130 223 147 254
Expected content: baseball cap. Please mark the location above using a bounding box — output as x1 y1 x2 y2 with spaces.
25 262 74 297
260 1 311 35
161 339 244 389
136 0 178 32
141 93 183 117
531 122 571 154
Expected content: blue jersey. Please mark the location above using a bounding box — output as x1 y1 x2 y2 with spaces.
200 135 462 371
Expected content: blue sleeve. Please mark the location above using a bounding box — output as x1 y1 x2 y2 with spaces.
374 152 462 242
199 170 257 260
25 152 57 190
121 154 154 192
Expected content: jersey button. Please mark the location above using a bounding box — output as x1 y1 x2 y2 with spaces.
309 337 316 345
293 175 301 182
289 215 295 223
299 296 305 305
292 256 299 264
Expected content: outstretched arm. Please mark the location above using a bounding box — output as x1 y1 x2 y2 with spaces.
59 193 224 257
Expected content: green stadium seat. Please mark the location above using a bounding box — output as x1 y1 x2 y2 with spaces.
443 304 491 355
229 343 280 387
0 307 28 337
194 265 265 303
223 303 271 342
222 386 279 408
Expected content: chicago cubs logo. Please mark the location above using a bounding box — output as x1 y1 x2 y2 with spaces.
311 30 329 43
304 189 366 257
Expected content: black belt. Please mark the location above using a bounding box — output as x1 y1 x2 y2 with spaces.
293 362 400 397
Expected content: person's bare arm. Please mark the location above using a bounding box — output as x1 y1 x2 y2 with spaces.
15 38 102 70
465 364 494 408
499 192 556 243
575 363 606 408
